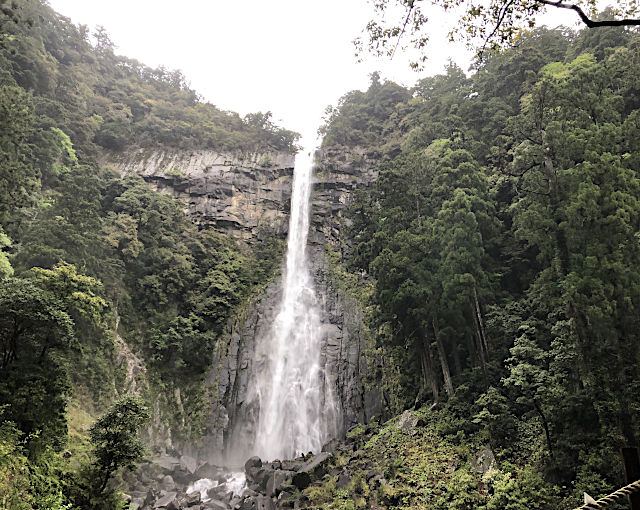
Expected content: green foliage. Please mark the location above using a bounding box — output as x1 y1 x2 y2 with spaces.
0 411 69 510
0 228 13 278
0 84 36 223
0 1 298 158
326 25 640 508
357 1 638 69
0 1 290 505
438 466 485 510
484 466 561 510
88 394 150 493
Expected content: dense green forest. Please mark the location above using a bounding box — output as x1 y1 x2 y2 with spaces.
2 0 640 508
320 21 640 508
0 0 286 507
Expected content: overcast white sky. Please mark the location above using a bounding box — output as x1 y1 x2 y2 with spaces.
48 0 580 147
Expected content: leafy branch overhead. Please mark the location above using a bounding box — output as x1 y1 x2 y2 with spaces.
356 0 640 68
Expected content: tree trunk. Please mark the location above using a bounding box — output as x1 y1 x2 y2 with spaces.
421 334 439 403
452 342 462 375
533 399 554 460
432 317 454 397
472 285 489 357
469 301 487 367
466 333 477 366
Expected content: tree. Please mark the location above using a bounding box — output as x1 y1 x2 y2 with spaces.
88 394 150 493
0 277 75 457
0 85 36 224
356 0 639 68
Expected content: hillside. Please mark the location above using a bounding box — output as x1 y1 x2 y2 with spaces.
0 1 292 507
315 23 640 510
2 1 640 509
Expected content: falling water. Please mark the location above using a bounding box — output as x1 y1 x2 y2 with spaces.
249 148 340 461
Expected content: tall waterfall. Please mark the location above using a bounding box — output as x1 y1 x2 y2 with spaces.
249 148 340 461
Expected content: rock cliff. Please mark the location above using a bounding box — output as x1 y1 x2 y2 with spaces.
101 147 295 242
103 145 380 464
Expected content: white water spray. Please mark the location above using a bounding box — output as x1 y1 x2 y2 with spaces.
250 148 340 461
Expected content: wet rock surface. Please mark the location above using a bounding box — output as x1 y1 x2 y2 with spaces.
125 455 245 510
128 426 391 510
231 423 390 509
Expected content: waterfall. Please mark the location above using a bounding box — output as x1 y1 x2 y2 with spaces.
249 148 340 461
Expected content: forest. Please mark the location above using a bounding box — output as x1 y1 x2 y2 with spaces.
0 1 286 507
1 0 640 508
318 19 640 509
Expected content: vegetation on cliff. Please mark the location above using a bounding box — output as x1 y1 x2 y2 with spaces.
0 0 286 507
2 0 640 507
322 24 640 508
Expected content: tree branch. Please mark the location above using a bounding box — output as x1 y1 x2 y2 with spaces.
537 0 640 27
482 0 518 54
391 2 416 59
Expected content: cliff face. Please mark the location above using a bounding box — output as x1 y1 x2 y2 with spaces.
101 148 295 242
103 145 380 463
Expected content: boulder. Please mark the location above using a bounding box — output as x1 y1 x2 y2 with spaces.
269 460 282 470
255 495 275 510
244 456 262 472
160 475 176 491
181 455 197 474
336 473 351 489
241 489 259 499
246 467 270 490
165 500 180 510
321 438 340 454
277 490 295 509
203 500 229 510
184 491 202 507
298 452 333 480
195 463 222 480
397 410 425 436
144 490 157 507
154 492 178 509
265 470 296 497
238 495 275 510
471 447 496 475
280 459 304 472
291 471 311 491
155 456 182 472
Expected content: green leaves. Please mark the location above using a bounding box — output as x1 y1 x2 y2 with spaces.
88 394 149 492
0 84 36 223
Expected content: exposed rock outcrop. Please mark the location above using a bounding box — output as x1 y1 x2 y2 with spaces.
102 148 295 242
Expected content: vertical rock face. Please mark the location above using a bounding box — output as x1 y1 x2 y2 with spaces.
197 147 382 465
101 148 295 242
104 145 381 463
309 146 382 429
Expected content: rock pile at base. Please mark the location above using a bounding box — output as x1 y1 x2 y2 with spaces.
128 419 393 510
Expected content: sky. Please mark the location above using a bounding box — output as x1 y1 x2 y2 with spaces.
47 0 580 148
